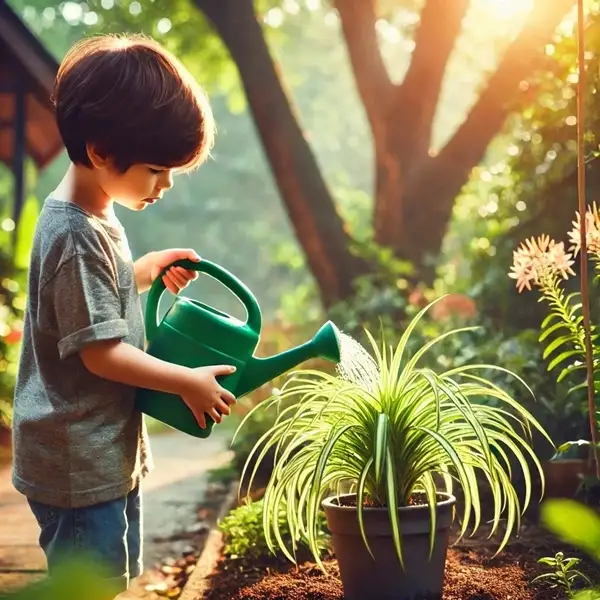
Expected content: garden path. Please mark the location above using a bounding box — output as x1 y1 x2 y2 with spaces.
0 425 233 597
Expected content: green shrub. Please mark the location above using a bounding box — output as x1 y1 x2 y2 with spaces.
219 498 328 561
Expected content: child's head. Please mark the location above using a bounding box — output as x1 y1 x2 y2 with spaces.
53 34 214 210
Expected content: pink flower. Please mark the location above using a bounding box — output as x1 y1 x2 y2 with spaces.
569 202 600 257
509 235 575 292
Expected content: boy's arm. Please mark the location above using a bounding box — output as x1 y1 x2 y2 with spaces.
80 339 193 395
80 340 235 428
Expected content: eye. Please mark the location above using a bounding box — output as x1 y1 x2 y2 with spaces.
148 167 162 175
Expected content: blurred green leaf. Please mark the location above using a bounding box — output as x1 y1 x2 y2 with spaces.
541 499 600 563
574 588 600 600
14 195 39 270
1 559 118 599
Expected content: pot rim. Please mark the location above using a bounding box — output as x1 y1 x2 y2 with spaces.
322 491 456 513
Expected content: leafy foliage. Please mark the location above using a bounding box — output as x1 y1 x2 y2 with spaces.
537 277 589 384
417 321 589 452
0 230 28 422
533 551 592 597
12 0 575 318
458 4 600 331
326 243 415 341
1 559 119 599
0 161 44 418
234 299 552 570
541 499 600 600
219 498 328 561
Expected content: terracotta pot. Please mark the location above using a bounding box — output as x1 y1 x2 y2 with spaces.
322 492 455 600
543 458 591 498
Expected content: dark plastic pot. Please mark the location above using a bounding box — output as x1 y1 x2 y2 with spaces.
322 492 456 600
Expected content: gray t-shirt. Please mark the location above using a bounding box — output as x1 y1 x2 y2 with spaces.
12 198 153 508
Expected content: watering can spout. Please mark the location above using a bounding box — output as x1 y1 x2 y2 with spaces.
235 321 341 398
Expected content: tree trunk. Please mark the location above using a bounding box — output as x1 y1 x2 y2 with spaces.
194 0 369 308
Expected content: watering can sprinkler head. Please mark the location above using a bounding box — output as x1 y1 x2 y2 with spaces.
311 320 342 363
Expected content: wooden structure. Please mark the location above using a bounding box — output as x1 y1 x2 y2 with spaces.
0 0 62 227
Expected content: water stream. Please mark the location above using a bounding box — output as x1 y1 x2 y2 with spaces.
335 330 379 392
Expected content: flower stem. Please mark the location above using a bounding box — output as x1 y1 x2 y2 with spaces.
576 0 600 478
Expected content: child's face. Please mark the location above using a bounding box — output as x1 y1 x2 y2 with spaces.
102 163 176 211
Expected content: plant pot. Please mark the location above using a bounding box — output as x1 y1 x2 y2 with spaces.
543 458 592 499
322 492 456 600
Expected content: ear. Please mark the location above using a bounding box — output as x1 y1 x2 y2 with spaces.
86 144 111 170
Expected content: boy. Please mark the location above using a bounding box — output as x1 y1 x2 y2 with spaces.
11 34 236 593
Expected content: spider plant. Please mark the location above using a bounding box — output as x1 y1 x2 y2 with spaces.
233 299 553 570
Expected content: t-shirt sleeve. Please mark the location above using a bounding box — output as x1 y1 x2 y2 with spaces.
46 253 129 360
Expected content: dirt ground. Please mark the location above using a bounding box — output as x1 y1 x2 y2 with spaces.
199 521 600 600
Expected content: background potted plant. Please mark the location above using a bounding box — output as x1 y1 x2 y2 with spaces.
234 300 552 600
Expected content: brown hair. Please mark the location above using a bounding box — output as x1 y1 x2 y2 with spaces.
53 34 214 172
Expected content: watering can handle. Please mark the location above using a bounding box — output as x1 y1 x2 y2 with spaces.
145 258 262 343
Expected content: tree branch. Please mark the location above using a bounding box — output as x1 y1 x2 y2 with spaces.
373 0 469 247
431 0 574 187
394 0 469 157
334 0 393 138
194 0 369 305
399 0 575 267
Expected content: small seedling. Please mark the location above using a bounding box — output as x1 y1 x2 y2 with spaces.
533 551 592 597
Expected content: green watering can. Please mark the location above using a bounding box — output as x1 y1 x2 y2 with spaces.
135 258 341 438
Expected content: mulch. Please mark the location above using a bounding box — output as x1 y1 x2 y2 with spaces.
199 521 600 600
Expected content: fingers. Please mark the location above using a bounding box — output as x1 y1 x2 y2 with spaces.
163 279 177 294
208 407 222 424
162 267 198 294
181 249 201 263
219 387 236 406
211 364 237 377
194 410 207 430
169 267 189 288
215 398 231 416
173 266 199 282
195 398 231 430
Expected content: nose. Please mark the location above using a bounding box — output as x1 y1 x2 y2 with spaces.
161 170 174 190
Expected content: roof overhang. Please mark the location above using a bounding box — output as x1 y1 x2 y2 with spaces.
0 1 63 170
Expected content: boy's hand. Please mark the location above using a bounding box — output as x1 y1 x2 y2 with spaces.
135 248 201 294
151 248 201 294
179 365 237 429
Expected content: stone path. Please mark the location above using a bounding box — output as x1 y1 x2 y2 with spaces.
0 425 233 596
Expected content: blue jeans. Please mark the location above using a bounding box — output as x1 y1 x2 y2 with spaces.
27 486 143 592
